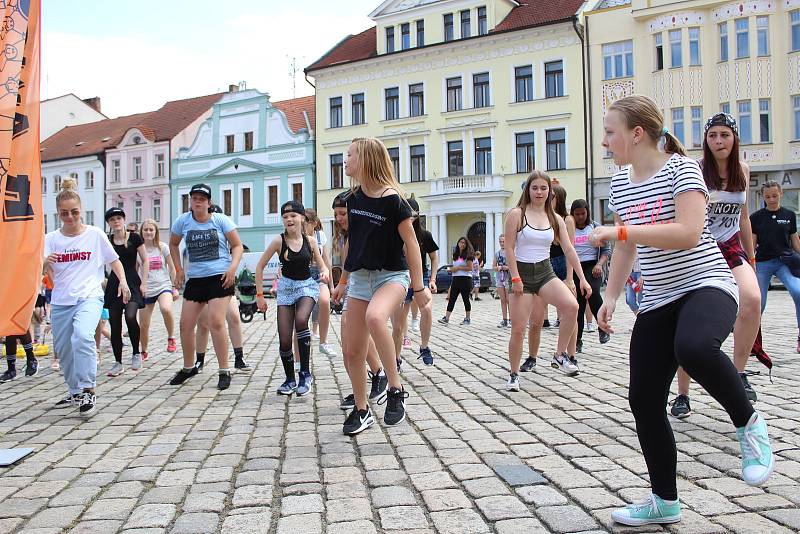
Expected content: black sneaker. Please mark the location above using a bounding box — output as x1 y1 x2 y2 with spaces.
599 329 611 344
234 358 251 372
542 319 551 328
498 319 508 328
396 358 403 373
342 406 375 436
520 357 536 373
418 347 434 366
217 371 232 390
576 340 583 353
0 368 17 382
169 367 199 386
194 356 205 373
381 387 409 426
437 316 449 325
669 394 692 419
340 393 355 410
78 392 96 417
277 379 297 395
54 393 77 408
25 358 38 377
740 373 757 404
460 318 471 325
369 370 388 402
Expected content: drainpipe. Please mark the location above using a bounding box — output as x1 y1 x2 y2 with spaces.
573 16 591 206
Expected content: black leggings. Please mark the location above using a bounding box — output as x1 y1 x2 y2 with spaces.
109 301 140 363
447 276 472 313
629 288 754 501
573 260 606 341
277 297 315 380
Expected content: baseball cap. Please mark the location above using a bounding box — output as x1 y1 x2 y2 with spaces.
281 200 306 216
189 183 212 198
104 207 125 222
332 191 350 209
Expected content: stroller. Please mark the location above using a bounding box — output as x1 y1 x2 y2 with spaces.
236 268 265 323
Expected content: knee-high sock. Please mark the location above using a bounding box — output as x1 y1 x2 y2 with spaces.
280 349 295 381
296 329 311 374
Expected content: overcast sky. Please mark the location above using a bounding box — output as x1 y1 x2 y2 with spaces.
41 0 377 118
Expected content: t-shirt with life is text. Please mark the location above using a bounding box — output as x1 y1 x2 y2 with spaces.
344 188 413 272
171 212 237 280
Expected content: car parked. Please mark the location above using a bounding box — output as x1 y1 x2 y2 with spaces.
435 264 492 293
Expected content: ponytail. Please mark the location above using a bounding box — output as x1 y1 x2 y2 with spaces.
662 130 686 157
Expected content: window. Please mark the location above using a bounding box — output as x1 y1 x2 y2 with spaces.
409 83 424 116
792 10 800 52
387 148 400 179
515 132 535 173
85 170 94 189
330 97 342 128
401 23 410 50
672 108 685 145
689 28 700 65
416 20 424 46
386 26 395 53
654 33 664 70
44 215 47 232
385 87 399 120
117 201 124 210
756 16 769 56
244 131 254 151
53 213 60 230
460 10 470 38
545 61 564 98
691 107 703 148
473 72 490 108
85 211 94 227
223 189 233 216
738 100 752 144
241 187 251 216
155 153 165 177
447 141 463 176
330 154 343 189
735 18 749 58
759 99 771 143
475 137 492 175
444 13 454 42
351 93 365 125
410 145 425 182
181 194 189 213
721 102 731 114
514 65 533 102
267 184 278 214
602 40 633 79
669 30 682 67
478 6 487 36
111 161 120 182
546 129 566 170
153 198 161 223
446 77 462 111
133 200 142 223
54 174 61 190
795 96 800 140
719 22 729 62
41 176 46 194
292 183 303 203
133 157 142 180
70 171 78 182
225 135 235 153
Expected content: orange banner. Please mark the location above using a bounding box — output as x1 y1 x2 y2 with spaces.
0 0 42 336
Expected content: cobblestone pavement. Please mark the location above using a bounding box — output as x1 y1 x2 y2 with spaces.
1 290 799 534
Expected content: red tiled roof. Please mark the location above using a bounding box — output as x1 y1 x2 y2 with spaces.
41 92 225 162
305 1 585 72
272 95 316 134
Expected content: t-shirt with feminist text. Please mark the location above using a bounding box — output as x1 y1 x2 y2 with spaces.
608 153 737 313
44 225 119 306
345 188 413 272
750 206 798 262
171 212 237 280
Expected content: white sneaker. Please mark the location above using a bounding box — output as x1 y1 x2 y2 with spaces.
506 373 520 391
411 318 420 333
319 343 339 357
585 322 597 333
107 362 124 377
551 352 579 377
130 353 142 371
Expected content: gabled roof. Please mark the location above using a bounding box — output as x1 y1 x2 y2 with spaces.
306 0 586 72
272 95 316 133
41 92 225 162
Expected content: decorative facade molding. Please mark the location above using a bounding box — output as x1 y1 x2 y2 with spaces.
742 147 773 162
790 145 800 160
647 11 705 33
790 55 800 95
756 58 773 97
717 63 730 102
601 79 635 114
712 1 776 23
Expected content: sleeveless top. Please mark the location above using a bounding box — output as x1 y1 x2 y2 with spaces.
280 234 312 281
707 189 746 243
516 212 554 263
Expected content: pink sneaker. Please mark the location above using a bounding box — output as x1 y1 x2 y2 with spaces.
402 336 412 350
50 359 60 371
141 351 149 362
167 338 177 353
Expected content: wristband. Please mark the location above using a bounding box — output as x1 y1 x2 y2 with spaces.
748 257 756 265
413 287 425 293
511 277 522 283
256 292 264 298
617 225 628 242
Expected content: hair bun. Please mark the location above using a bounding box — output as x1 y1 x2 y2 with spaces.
61 177 78 192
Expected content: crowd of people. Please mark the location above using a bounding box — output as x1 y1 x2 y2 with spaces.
6 94 798 527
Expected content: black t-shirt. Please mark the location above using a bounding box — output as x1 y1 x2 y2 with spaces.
418 229 439 275
344 188 413 272
751 207 797 261
107 231 143 292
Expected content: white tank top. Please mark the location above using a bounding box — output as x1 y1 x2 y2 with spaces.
515 213 554 263
707 189 745 243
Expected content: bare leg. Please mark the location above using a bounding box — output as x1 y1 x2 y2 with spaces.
366 283 407 390
196 307 210 354
207 297 232 369
508 292 535 373
420 300 433 348
179 300 206 368
226 298 243 348
343 298 370 409
528 296 545 357
157 292 175 339
392 301 412 358
731 263 762 372
538 280 579 355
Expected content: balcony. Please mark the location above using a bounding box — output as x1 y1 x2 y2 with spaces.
429 174 504 195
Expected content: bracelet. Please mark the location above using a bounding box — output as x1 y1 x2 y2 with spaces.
256 292 264 298
511 276 522 283
617 225 628 242
748 257 756 265
413 287 426 293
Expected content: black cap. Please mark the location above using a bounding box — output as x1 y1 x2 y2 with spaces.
281 200 306 216
332 191 350 209
705 112 738 136
104 207 125 222
189 183 212 198
208 204 223 214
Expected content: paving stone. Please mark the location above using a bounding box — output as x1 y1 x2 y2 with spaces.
421 489 472 511
281 494 324 515
567 487 625 509
429 509 490 534
326 520 378 534
537 505 600 532
169 513 219 534
516 485 569 506
493 464 547 486
764 509 800 530
25 506 83 529
276 513 322 534
494 518 550 534
715 512 795 534
182 492 226 513
463 477 510 498
326 498 373 523
378 506 429 530
124 504 177 529
69 520 124 534
220 511 272 534
410 471 457 491
83 498 138 520
232 485 273 507
366 469 408 487
475 495 531 520
283 483 323 495
372 486 417 507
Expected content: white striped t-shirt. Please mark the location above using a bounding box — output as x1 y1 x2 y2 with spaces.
608 153 738 313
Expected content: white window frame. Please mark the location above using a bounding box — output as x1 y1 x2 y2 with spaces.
85 170 94 190
220 183 234 218
792 10 800 53
794 95 800 141
757 16 769 56
111 160 120 183
602 40 634 79
132 156 143 181
513 64 534 102
691 106 703 148
759 98 771 143
671 108 685 145
738 100 752 145
719 22 729 62
735 18 749 59
85 210 94 227
152 197 161 223
288 174 305 206
155 153 166 178
688 28 701 66
264 176 281 226
238 181 253 228
669 29 683 68
133 199 142 223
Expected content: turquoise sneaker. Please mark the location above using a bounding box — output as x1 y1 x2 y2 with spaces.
611 494 681 526
737 412 774 486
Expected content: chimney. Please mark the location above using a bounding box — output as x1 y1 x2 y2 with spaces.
228 84 239 93
83 97 101 113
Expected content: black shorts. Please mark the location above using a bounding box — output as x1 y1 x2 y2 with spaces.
35 294 46 308
183 274 235 303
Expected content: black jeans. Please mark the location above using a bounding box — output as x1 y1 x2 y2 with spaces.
447 276 472 313
573 260 606 341
629 288 754 501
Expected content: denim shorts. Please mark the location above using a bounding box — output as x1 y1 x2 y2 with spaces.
550 255 567 281
404 273 431 303
349 269 410 302
277 277 319 306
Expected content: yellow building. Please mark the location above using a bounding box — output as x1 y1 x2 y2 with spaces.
306 0 588 263
585 0 800 220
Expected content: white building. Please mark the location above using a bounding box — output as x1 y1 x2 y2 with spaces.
40 93 106 141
